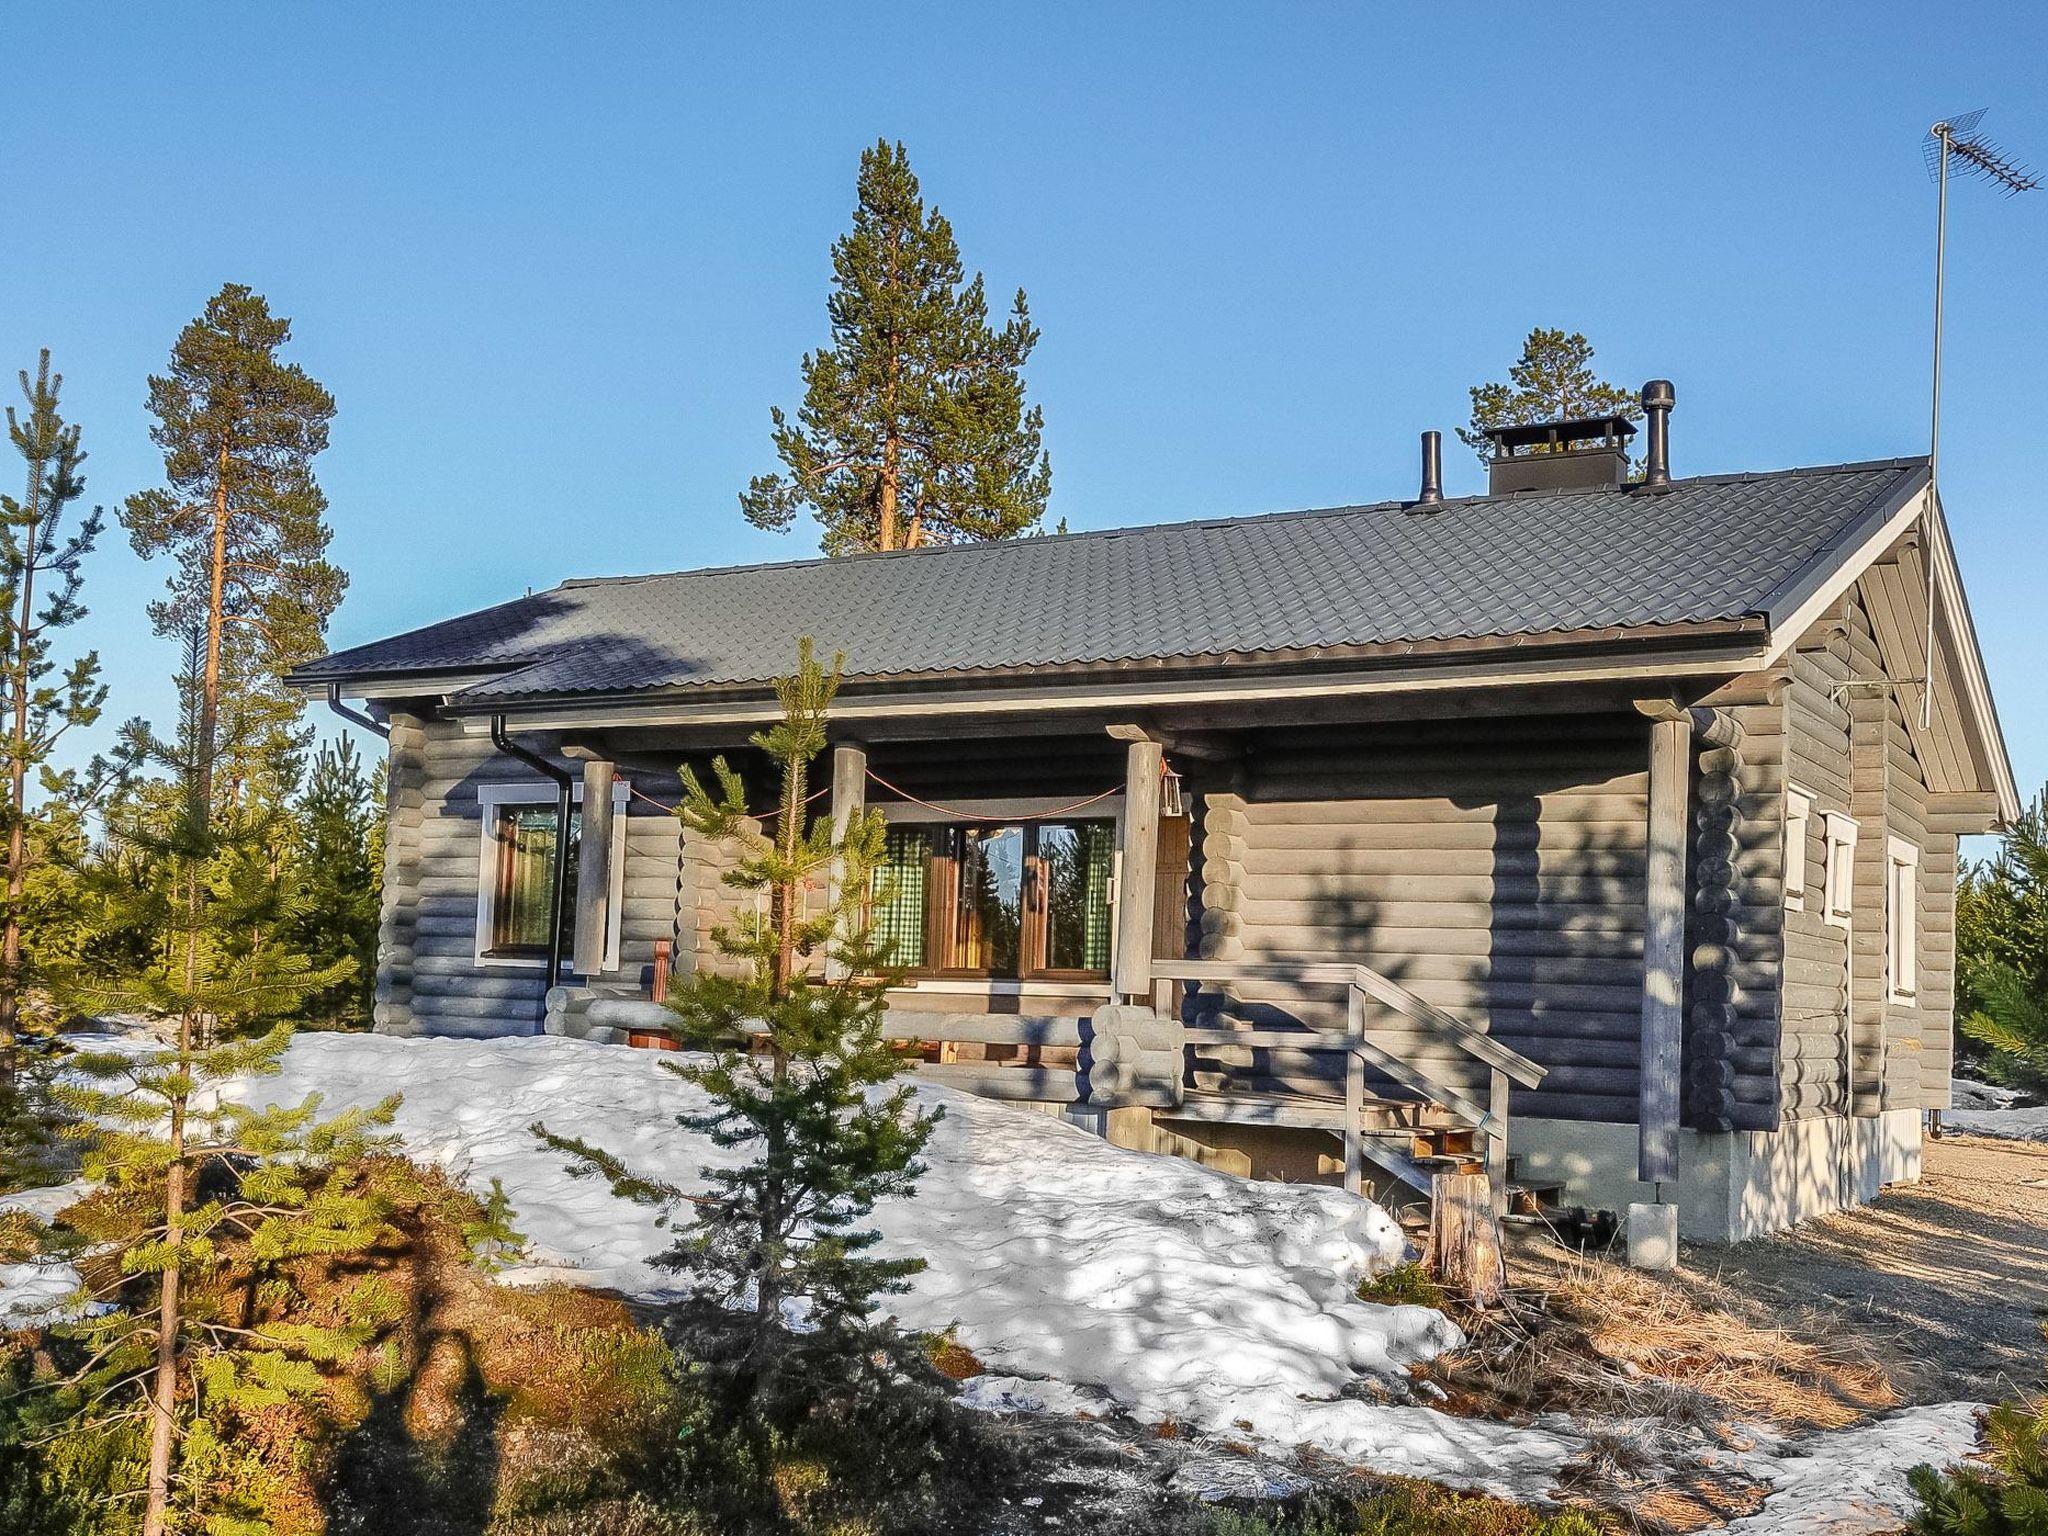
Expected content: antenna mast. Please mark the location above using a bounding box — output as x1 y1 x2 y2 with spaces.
1920 111 2038 727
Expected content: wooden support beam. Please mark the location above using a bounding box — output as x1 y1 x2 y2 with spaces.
1639 713 1692 1185
1345 984 1366 1197
571 759 616 977
826 742 867 982
1113 736 1165 1000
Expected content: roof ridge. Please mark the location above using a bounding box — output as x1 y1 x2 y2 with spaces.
552 456 1932 593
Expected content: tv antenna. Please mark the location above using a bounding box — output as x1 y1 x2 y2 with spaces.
1919 110 2038 727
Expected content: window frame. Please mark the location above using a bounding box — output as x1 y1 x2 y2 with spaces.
873 796 1124 990
474 779 631 972
1822 811 1858 930
1886 835 1920 1003
1784 786 1815 912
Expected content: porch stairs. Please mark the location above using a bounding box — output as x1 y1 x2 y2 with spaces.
1146 959 1550 1210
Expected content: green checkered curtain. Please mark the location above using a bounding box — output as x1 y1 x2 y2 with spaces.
871 825 931 968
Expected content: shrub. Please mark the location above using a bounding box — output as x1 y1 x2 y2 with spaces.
1910 1397 2048 1534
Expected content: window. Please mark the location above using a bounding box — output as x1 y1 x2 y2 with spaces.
870 818 1117 979
1887 837 1920 1001
488 802 580 957
1784 787 1814 911
1822 812 1858 929
474 781 630 970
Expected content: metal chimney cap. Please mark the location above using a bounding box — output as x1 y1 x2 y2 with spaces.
1641 379 1675 410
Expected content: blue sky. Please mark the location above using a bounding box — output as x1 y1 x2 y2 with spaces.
5 3 2045 802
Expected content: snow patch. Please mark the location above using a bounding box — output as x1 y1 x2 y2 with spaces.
1949 1077 2026 1113
1716 1402 1984 1535
0 1182 89 1324
187 1031 1579 1496
957 1374 1112 1418
1946 1105 2048 1142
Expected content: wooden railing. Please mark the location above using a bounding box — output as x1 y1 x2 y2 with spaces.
1149 958 1547 1206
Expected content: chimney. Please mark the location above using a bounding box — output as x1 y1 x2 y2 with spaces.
1482 412 1637 495
1416 430 1444 506
1640 379 1675 487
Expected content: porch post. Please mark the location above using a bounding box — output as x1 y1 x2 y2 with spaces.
1113 737 1164 1001
1639 712 1692 1186
571 758 616 977
826 742 867 981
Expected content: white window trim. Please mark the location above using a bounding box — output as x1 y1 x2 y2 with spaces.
474 778 630 972
876 794 1125 999
1822 811 1858 930
1887 835 1920 1003
1784 786 1814 911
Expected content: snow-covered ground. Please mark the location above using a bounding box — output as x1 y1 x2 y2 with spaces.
1946 1105 2048 1141
1947 1077 2048 1139
0 1182 87 1324
3 1030 1990 1524
1713 1402 1985 1535
191 1032 1579 1496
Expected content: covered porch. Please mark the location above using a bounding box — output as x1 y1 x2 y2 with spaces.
524 677 1760 1213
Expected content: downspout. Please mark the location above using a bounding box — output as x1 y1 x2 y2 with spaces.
489 714 575 990
325 682 390 740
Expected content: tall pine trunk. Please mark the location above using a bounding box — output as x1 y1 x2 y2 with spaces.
141 1008 192 1536
755 752 805 1354
198 445 229 821
144 445 230 1532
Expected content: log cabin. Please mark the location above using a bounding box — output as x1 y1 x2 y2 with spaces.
291 384 2018 1242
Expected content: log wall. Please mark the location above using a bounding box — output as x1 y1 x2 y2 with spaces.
1195 713 1660 1123
1781 587 1949 1119
371 713 685 1035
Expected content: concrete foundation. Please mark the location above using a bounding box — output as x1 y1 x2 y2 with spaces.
1510 1108 1922 1243
1626 1202 1679 1270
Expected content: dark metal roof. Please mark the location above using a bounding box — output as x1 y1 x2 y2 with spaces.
295 458 1930 706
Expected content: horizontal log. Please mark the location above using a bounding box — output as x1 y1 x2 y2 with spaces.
413 993 543 1022
411 971 547 998
1515 1090 1638 1122
1240 796 1647 827
903 1064 1086 1103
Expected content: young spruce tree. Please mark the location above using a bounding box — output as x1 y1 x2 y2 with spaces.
537 640 938 1393
0 352 111 1089
742 141 1052 554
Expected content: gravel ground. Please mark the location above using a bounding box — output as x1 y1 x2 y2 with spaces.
1671 1133 2048 1403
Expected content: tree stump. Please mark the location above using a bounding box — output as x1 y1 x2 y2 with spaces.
1429 1171 1505 1308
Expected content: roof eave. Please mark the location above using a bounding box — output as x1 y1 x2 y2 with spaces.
447 619 1772 732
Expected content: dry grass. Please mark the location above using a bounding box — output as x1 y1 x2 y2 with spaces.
1428 1243 1897 1435
1410 1235 1906 1534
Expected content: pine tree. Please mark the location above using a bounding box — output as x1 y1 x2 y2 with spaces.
1958 791 2048 1090
1458 327 1641 465
1909 1390 2048 1534
742 141 1052 554
537 639 938 1383
282 737 382 1028
0 352 111 1089
36 664 382 1536
34 1021 395 1536
121 283 344 819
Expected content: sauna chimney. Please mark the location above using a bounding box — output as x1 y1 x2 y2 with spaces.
1481 411 1638 495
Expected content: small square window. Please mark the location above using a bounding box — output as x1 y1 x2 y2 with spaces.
1784 788 1814 911
1822 812 1858 929
1887 837 1920 1002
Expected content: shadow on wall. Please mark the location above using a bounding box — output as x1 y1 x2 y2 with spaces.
1193 714 1650 1127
